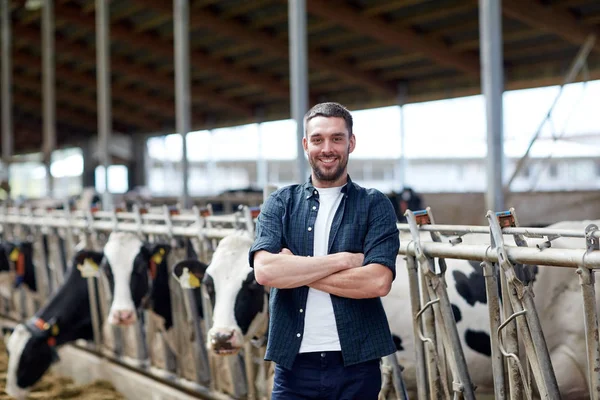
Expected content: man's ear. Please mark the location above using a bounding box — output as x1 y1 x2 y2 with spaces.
348 133 356 154
302 136 308 153
172 259 209 289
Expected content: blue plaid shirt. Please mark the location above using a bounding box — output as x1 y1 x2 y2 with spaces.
249 176 399 369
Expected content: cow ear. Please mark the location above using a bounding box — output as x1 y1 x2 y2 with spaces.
172 260 208 289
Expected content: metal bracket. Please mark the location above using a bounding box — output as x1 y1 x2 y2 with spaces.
585 224 599 253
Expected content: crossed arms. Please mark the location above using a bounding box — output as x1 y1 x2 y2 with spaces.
253 249 393 299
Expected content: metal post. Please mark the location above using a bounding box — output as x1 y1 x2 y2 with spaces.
478 0 504 212
397 83 408 190
42 0 56 197
578 267 600 400
1 0 13 186
406 255 429 400
96 0 112 210
288 0 309 182
174 0 191 209
256 108 268 189
483 261 507 400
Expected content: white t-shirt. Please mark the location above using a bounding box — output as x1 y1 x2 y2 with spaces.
299 185 344 353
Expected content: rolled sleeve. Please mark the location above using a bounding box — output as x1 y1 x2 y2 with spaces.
249 193 285 268
363 192 400 279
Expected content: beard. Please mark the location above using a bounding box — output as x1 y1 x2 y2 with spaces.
309 153 348 183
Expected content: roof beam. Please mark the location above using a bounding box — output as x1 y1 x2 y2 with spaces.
56 3 288 103
501 0 600 53
142 0 395 96
15 62 162 131
305 0 480 76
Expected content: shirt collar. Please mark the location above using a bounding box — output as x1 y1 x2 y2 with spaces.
304 175 353 199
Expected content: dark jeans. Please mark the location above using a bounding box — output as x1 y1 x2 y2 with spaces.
271 351 381 400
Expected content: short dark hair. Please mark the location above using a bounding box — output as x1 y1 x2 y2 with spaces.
303 102 353 137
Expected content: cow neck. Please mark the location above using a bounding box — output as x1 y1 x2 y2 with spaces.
244 291 268 345
36 267 93 344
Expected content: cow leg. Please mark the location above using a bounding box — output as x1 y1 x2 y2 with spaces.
550 344 589 400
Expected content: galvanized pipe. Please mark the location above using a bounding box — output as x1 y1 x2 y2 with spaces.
288 0 309 182
429 273 476 400
1 0 13 175
419 270 441 399
42 0 56 197
95 0 112 210
482 261 506 400
397 223 600 241
577 267 600 400
520 287 561 399
400 241 600 269
174 0 191 209
406 255 428 400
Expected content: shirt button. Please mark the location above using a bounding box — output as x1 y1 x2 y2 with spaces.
308 227 312 232
299 309 303 313
313 190 317 194
321 352 326 358
312 206 316 210
297 333 301 338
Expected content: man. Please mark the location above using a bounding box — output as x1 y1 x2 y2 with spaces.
250 102 399 399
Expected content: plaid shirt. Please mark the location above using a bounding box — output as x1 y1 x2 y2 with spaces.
249 176 399 369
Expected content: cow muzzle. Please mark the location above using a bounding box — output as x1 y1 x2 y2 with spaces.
207 328 243 355
108 309 137 325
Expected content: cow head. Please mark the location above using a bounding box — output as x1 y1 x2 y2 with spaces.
102 232 170 325
173 233 268 356
5 249 103 399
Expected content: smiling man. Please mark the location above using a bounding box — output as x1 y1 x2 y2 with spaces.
250 102 400 400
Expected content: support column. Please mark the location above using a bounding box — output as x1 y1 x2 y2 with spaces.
96 0 112 209
288 0 309 182
1 0 13 193
174 0 191 209
255 107 267 189
479 0 504 212
128 133 147 190
81 139 96 189
42 0 56 197
396 83 408 191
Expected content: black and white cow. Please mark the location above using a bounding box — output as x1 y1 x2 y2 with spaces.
174 222 598 399
5 249 103 399
4 232 175 399
173 232 266 355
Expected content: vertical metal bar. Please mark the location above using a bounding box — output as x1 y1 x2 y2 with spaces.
174 0 191 209
184 289 211 384
519 288 560 399
42 0 56 197
430 274 476 400
87 277 102 350
96 0 112 210
1 0 13 183
478 0 504 212
483 261 507 400
577 267 600 400
397 83 408 190
420 271 441 399
256 108 268 189
288 0 309 182
407 254 428 399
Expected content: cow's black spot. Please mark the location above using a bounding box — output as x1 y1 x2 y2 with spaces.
453 261 487 306
392 334 404 351
465 329 491 357
234 271 264 335
451 304 462 323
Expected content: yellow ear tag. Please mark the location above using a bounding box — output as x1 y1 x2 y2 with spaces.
9 248 19 262
77 258 100 278
51 324 60 336
152 252 164 265
188 273 200 289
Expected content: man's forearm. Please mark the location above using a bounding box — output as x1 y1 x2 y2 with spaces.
309 264 393 299
253 250 362 289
